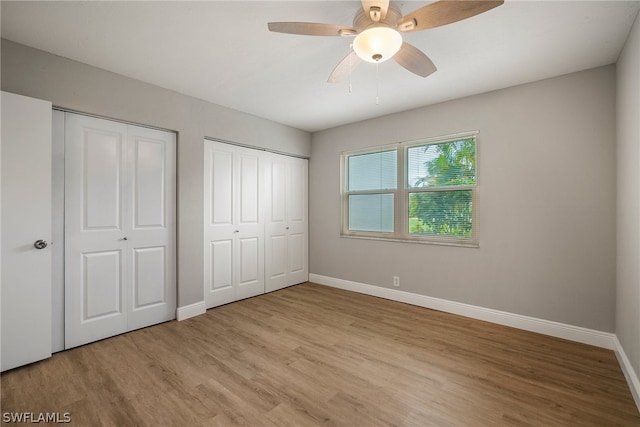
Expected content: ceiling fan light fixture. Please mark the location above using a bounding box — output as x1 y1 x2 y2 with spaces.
353 26 402 63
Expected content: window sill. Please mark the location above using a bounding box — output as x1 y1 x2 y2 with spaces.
340 233 479 248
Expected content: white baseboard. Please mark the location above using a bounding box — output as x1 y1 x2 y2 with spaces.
176 301 206 321
309 274 616 350
613 336 640 411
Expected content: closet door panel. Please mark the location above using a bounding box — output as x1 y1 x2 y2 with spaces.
265 155 309 290
270 235 287 277
288 233 305 275
287 158 309 285
235 148 264 300
132 246 166 308
236 236 262 300
126 125 176 331
288 160 306 224
65 114 128 349
265 158 289 292
66 115 176 347
132 138 166 228
239 154 259 225
208 238 234 306
211 239 233 291
270 161 287 223
204 143 236 307
204 142 265 306
210 149 233 225
84 131 122 229
82 250 123 319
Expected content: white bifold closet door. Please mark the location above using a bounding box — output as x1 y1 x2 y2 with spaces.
64 113 176 349
265 154 309 292
204 141 265 309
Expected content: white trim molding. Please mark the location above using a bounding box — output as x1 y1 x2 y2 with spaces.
309 274 616 349
613 336 640 411
176 301 206 321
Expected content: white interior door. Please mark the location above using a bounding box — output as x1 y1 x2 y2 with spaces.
65 113 176 349
286 157 309 285
204 141 264 309
204 143 236 307
65 114 128 349
265 155 308 292
1 91 52 371
234 148 265 300
265 157 289 292
126 125 176 331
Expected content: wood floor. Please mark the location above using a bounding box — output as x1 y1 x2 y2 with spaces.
2 283 638 426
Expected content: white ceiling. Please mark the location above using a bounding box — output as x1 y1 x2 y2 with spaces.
2 1 639 132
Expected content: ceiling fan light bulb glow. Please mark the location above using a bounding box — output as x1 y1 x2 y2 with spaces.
353 27 402 63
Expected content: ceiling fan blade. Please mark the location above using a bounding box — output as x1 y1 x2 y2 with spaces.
393 42 437 78
361 0 390 21
397 0 503 32
268 22 356 36
328 51 362 83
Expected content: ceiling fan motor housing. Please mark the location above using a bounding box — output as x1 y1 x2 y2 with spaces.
353 3 402 32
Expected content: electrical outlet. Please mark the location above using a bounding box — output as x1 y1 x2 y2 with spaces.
393 276 400 287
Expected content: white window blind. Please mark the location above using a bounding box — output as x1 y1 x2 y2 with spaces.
346 150 396 233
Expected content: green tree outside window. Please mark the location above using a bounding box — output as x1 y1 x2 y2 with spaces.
408 138 476 237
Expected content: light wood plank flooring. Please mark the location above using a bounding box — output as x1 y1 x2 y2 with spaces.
2 283 639 426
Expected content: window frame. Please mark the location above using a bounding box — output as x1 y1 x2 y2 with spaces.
341 131 479 247
340 143 398 239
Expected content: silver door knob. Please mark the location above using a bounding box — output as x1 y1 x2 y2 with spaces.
34 240 48 250
234 230 239 233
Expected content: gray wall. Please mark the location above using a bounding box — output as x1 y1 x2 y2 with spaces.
1 39 311 307
616 12 640 382
310 66 617 332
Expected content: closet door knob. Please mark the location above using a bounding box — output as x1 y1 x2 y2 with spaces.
234 230 240 233
34 240 48 250
123 237 128 241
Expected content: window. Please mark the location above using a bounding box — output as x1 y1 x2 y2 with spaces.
346 149 396 233
341 132 478 246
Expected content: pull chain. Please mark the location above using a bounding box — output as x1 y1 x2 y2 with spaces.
348 43 353 94
375 62 380 105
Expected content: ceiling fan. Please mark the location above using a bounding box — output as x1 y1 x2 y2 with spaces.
268 0 504 83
